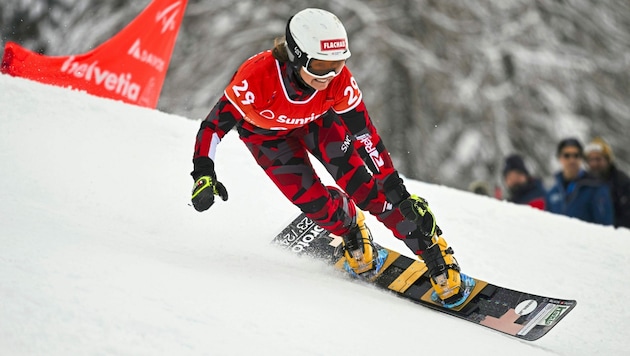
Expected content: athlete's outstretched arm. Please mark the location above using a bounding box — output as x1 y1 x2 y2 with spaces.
338 102 410 206
338 102 393 176
192 95 241 179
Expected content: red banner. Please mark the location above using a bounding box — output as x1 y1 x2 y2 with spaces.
1 0 187 108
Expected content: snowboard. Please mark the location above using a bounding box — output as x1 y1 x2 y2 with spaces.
271 213 576 341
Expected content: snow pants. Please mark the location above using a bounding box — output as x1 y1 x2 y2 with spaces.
238 112 419 241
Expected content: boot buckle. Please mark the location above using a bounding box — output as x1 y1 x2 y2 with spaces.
349 248 372 274
433 271 449 288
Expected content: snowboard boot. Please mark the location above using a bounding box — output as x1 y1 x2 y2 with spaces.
341 210 388 278
421 235 475 308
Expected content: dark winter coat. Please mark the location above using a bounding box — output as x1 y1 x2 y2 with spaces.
545 171 614 226
604 165 630 229
508 177 546 210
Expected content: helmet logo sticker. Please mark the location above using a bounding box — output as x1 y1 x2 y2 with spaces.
293 46 303 58
320 39 347 51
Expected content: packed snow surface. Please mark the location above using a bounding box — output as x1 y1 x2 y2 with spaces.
1 75 628 355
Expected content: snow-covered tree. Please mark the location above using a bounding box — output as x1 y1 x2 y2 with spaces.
2 0 628 189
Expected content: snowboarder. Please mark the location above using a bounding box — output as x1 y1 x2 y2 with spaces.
190 8 473 307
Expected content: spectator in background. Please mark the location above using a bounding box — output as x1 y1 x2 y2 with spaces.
546 138 614 226
584 137 630 229
502 154 546 210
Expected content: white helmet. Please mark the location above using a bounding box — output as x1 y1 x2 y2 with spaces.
285 8 351 69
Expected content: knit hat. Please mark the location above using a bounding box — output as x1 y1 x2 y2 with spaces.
556 138 583 157
584 137 614 163
503 154 529 177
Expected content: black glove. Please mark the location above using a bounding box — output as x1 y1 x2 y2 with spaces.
398 195 441 237
191 176 228 212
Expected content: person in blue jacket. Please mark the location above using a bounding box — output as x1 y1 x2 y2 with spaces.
546 138 614 226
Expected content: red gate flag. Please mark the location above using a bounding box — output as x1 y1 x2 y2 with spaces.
1 0 187 108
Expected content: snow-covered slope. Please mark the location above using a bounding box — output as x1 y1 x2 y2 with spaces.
1 74 628 355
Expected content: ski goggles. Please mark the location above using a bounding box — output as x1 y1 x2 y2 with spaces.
304 58 345 79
